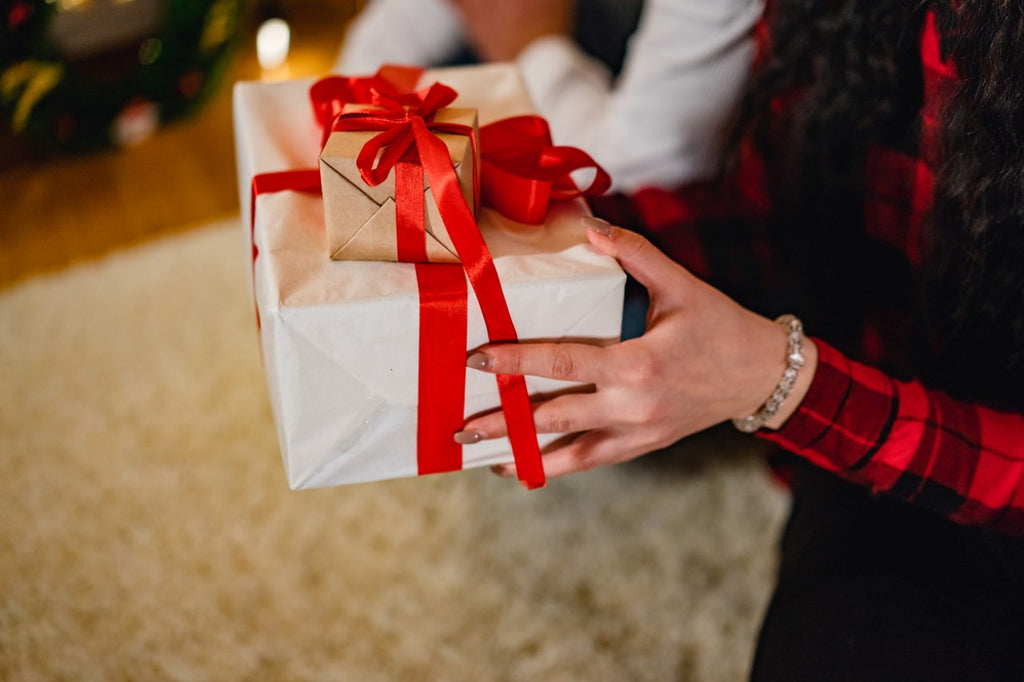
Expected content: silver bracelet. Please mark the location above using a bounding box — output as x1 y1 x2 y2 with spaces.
731 315 805 433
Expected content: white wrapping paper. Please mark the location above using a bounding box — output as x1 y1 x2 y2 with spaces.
233 64 625 489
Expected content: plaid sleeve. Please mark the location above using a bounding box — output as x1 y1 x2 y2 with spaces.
760 339 1024 536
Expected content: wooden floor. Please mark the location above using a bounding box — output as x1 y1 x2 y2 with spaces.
0 1 361 290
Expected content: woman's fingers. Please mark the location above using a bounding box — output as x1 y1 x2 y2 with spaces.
491 427 663 480
581 217 693 300
467 340 611 384
490 430 612 480
531 430 623 478
456 392 604 443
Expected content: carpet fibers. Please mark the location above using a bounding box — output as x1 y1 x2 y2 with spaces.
0 219 789 681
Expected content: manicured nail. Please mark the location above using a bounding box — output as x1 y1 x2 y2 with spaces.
466 351 493 370
580 215 613 236
454 430 485 444
490 464 514 478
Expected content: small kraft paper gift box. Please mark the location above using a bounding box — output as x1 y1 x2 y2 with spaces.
320 103 477 263
234 63 624 490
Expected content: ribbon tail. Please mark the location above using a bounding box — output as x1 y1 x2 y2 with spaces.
497 374 545 489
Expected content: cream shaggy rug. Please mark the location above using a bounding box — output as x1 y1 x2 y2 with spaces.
0 218 789 682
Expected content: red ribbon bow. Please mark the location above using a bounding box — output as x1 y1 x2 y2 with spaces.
328 81 471 185
324 80 482 264
312 68 610 228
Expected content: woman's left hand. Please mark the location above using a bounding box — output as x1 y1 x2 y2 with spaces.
456 218 817 480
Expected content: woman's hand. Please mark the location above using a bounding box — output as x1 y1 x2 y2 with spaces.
457 218 818 480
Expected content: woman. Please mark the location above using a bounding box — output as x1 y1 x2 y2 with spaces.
457 0 1024 677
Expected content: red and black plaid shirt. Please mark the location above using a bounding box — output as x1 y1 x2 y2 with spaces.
594 10 1024 535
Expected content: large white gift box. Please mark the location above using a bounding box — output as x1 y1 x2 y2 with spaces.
234 64 625 490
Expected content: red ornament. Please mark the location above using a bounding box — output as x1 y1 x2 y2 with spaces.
177 70 204 99
7 1 32 30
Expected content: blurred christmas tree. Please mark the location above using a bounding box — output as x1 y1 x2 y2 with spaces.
1 0 242 152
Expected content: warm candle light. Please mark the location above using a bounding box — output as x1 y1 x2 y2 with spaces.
256 17 290 71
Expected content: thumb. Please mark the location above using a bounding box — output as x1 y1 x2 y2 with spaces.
581 216 692 298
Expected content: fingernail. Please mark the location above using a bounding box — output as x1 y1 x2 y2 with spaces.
490 464 514 478
466 351 493 370
454 430 485 444
580 215 613 236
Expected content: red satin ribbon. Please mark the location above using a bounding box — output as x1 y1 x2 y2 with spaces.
393 136 467 476
414 263 468 475
406 116 546 488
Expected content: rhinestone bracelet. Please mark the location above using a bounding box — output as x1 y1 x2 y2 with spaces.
731 315 805 433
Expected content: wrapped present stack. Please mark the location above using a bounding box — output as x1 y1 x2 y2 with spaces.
233 63 625 490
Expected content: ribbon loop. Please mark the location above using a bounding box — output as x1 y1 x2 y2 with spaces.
353 119 416 187
309 65 427 149
479 115 612 224
409 82 459 118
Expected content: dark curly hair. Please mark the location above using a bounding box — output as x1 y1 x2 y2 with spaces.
741 0 1024 411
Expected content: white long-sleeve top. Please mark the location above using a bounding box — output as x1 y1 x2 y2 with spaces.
334 0 764 193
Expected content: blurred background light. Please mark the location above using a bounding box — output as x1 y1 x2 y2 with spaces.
256 17 291 71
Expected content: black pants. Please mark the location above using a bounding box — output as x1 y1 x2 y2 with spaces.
751 461 1024 681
